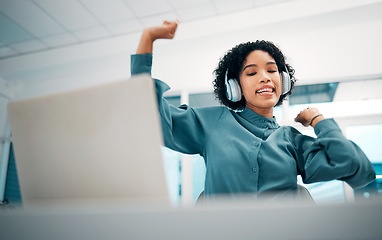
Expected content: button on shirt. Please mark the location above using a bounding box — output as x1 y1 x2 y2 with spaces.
131 53 376 198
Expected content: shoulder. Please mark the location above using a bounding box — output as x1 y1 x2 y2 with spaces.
278 125 302 136
193 106 228 120
191 106 235 131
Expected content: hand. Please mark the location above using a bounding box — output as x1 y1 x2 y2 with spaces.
136 20 179 54
145 20 179 41
294 107 324 127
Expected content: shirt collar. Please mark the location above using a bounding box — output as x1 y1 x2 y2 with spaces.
237 108 279 129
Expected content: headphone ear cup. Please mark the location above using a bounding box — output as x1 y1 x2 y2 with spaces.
280 71 291 95
225 80 233 101
227 79 242 102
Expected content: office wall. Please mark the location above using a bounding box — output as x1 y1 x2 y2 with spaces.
152 15 382 93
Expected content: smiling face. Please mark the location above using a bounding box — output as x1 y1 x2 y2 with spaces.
239 50 281 117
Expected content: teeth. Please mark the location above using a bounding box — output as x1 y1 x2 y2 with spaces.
257 88 273 93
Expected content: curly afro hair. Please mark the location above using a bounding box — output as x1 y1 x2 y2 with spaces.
213 40 296 111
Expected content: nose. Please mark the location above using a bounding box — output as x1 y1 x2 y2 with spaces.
259 71 271 83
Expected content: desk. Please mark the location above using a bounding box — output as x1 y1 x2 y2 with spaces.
0 200 381 240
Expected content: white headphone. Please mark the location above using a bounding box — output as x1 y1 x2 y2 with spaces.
224 69 242 102
225 66 291 102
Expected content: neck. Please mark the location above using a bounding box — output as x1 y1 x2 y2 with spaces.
246 103 274 118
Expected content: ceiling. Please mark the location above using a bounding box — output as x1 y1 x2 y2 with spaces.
0 0 294 60
1 0 382 106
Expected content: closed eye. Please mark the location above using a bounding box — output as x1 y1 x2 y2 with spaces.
247 72 256 76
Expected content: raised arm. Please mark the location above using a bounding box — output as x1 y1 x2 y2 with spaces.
136 20 179 54
131 20 216 155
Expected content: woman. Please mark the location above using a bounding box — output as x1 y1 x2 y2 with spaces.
131 21 375 201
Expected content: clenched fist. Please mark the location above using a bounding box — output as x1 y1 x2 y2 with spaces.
294 107 324 127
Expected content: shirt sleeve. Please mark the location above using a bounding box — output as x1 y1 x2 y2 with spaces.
291 119 376 189
130 53 218 155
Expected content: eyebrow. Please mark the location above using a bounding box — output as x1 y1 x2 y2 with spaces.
243 62 277 71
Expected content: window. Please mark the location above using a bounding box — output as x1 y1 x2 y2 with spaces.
289 82 339 105
346 124 382 202
162 95 182 205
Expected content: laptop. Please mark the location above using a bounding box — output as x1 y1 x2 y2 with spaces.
7 74 169 207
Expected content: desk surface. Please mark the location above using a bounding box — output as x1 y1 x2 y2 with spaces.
1 200 381 240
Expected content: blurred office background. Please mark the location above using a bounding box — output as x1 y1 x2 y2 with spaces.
0 0 381 206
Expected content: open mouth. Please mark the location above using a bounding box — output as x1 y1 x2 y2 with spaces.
256 87 275 95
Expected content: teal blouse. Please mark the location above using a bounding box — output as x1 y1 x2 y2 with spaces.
131 53 375 197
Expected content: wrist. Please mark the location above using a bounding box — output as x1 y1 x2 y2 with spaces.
310 114 324 127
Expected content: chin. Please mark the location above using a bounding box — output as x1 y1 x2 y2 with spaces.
260 99 278 108
246 95 279 109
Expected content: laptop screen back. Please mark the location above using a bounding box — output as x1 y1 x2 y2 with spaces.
7 74 169 207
